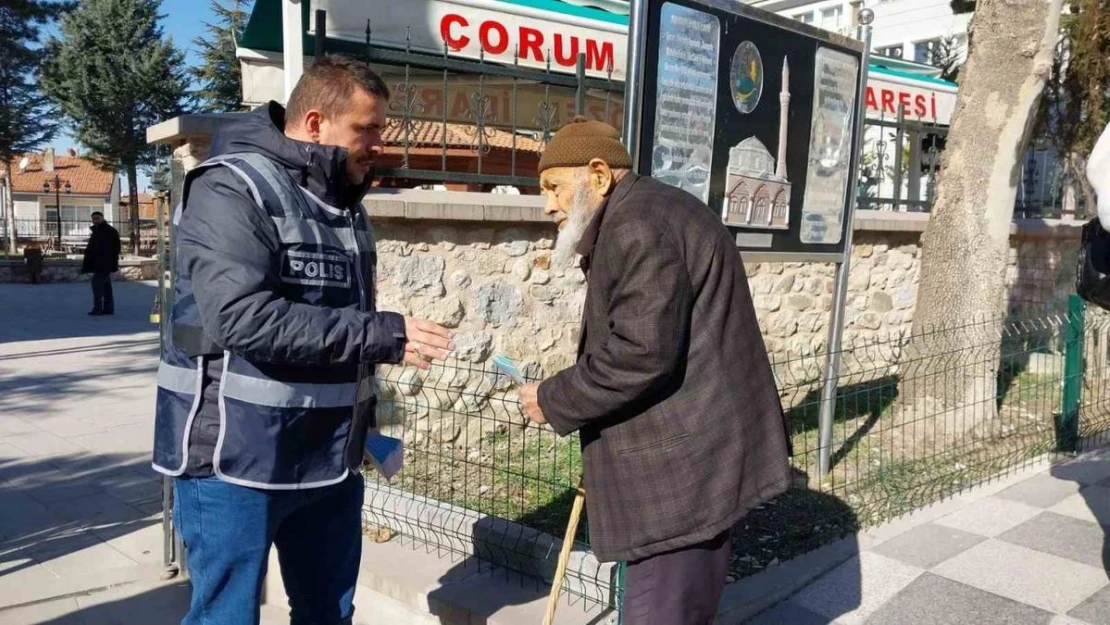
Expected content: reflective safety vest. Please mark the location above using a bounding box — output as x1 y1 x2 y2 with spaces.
152 152 378 489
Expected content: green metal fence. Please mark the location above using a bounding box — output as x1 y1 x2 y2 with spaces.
361 296 1110 617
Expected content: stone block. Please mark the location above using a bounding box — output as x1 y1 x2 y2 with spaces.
754 295 782 313
770 312 799 338
528 284 561 304
772 274 796 294
495 228 531 257
452 332 493 363
848 265 871 291
426 296 465 329
531 270 551 285
871 292 894 313
856 312 883 330
787 294 815 311
450 270 471 290
509 258 531 282
471 281 524 327
895 288 916 310
391 256 446 297
397 370 423 396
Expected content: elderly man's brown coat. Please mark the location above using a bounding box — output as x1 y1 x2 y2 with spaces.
538 173 793 563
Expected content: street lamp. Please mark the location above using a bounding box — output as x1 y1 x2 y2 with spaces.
42 175 71 251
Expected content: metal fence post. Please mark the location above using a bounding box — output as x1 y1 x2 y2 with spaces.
817 12 873 479
1059 294 1085 452
575 53 587 116
614 561 626 624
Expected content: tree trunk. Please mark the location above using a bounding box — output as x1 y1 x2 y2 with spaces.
903 0 1064 430
2 161 15 254
127 162 140 256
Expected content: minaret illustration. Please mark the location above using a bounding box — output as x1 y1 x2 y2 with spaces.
723 57 793 229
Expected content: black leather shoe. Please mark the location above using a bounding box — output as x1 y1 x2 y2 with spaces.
88 310 103 316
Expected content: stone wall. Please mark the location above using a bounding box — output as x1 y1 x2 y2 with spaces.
366 217 1083 406
0 259 159 283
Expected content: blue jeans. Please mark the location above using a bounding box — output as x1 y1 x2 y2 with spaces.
173 473 364 625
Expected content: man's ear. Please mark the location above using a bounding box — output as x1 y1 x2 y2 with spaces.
303 110 324 143
588 158 615 196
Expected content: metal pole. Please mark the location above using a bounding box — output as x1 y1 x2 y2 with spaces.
1059 294 1085 452
314 9 326 59
282 0 305 103
622 0 648 166
54 177 62 252
575 53 587 116
817 12 874 479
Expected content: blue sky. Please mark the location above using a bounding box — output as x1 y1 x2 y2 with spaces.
48 0 242 193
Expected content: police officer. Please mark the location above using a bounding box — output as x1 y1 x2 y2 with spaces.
152 56 453 625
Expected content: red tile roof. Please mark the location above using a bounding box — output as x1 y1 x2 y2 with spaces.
382 120 545 154
2 155 115 196
120 193 157 219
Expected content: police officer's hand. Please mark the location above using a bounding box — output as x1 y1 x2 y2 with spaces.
403 317 454 370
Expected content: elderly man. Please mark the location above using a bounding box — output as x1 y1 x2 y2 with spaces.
520 118 792 624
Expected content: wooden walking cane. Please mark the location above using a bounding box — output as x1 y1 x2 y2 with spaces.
543 479 586 625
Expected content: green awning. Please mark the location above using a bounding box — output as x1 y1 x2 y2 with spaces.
239 0 630 54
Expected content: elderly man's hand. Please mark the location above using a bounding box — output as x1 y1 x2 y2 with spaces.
520 384 546 425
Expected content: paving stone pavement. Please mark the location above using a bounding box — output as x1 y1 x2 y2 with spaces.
0 282 284 624
747 450 1110 624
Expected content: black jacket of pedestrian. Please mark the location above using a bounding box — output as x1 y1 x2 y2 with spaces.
537 174 793 563
81 222 121 274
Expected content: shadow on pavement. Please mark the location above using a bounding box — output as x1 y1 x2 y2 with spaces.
0 452 164 583
1050 449 1110 574
0 282 159 344
23 581 191 625
0 347 158 418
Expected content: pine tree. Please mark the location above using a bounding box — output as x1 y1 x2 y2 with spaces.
192 0 251 113
41 0 190 255
0 0 72 252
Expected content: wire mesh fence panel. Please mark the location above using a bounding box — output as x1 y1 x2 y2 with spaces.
359 300 1110 602
363 358 616 613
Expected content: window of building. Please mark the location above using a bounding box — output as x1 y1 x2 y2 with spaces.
819 6 843 30
914 38 942 64
876 45 904 59
794 11 814 24
43 204 96 236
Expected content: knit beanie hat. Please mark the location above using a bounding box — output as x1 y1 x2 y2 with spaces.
537 116 633 173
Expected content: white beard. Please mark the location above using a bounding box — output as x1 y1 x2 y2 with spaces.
553 183 596 268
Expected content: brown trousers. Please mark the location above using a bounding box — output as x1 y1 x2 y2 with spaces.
622 530 731 625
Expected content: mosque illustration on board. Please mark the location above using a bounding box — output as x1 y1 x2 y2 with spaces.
722 57 793 230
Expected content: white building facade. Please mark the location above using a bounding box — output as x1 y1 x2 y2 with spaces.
746 0 971 68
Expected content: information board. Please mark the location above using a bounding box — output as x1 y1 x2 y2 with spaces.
634 0 865 255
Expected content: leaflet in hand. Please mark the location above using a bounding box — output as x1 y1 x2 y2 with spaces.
492 354 526 385
364 432 403 480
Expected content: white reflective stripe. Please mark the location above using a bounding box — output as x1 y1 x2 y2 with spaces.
157 363 198 394
215 466 351 491
269 216 360 250
154 356 205 478
213 349 352 491
300 186 348 218
212 160 266 209
221 371 357 408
